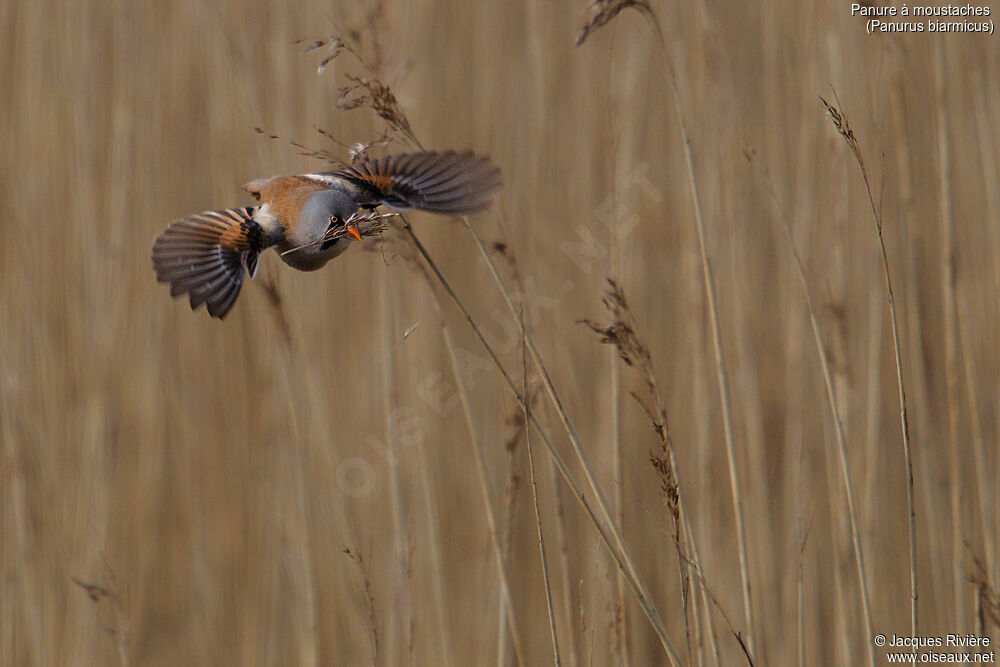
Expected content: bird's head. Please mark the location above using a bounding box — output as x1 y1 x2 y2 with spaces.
299 190 363 248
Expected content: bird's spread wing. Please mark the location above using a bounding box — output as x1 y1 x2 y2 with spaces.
311 151 503 214
151 207 263 319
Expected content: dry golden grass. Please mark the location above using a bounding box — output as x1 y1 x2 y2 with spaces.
3 0 999 665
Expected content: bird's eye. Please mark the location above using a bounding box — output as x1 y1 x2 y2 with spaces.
329 215 340 224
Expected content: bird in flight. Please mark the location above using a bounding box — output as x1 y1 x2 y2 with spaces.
151 150 502 319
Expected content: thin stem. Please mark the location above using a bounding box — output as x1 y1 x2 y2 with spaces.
521 306 562 666
379 275 413 664
584 14 728 660
869 153 918 649
272 326 319 667
605 29 629 666
821 94 918 646
440 324 525 666
683 513 721 667
651 36 756 659
548 456 579 667
753 161 875 667
935 43 965 626
398 217 683 665
457 216 680 662
974 70 1000 587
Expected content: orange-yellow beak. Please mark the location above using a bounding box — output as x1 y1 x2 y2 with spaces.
346 223 362 242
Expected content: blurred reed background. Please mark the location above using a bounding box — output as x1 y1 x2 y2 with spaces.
2 0 999 664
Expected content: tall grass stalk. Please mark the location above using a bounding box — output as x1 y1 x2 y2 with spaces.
579 10 760 653
579 6 756 657
547 456 580 667
665 85 757 665
439 324 525 666
379 275 414 663
821 95 918 645
579 280 697 660
605 29 629 666
973 72 999 587
497 374 522 667
683 513 720 666
397 353 457 665
750 156 875 667
397 217 683 665
456 216 679 659
271 326 320 667
520 307 562 667
934 44 965 626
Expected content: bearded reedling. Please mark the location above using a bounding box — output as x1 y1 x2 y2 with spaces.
151 151 502 318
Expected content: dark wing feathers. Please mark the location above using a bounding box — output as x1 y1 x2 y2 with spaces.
152 150 501 321
325 150 502 214
151 207 260 319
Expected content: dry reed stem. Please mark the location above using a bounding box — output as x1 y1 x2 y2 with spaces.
547 455 579 667
603 44 630 665
575 7 760 653
495 232 579 664
821 94 918 643
684 513 721 667
521 306 562 667
375 300 455 665
498 384 524 667
579 577 593 665
269 331 319 667
456 216 682 664
611 359 628 664
440 324 526 666
973 77 1000 586
489 233 576 667
379 276 413 664
680 545 755 667
661 71 758 667
934 44 965 626
746 150 875 667
480 237 537 667
886 79 930 629
412 444 456 667
398 216 683 665
974 73 1000 298
635 16 758 658
376 210 522 665
497 394 523 667
374 233 502 666
579 279 696 661
289 458 320 667
797 530 806 667
687 572 704 667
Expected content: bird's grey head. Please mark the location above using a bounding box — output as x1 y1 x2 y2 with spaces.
297 190 359 246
